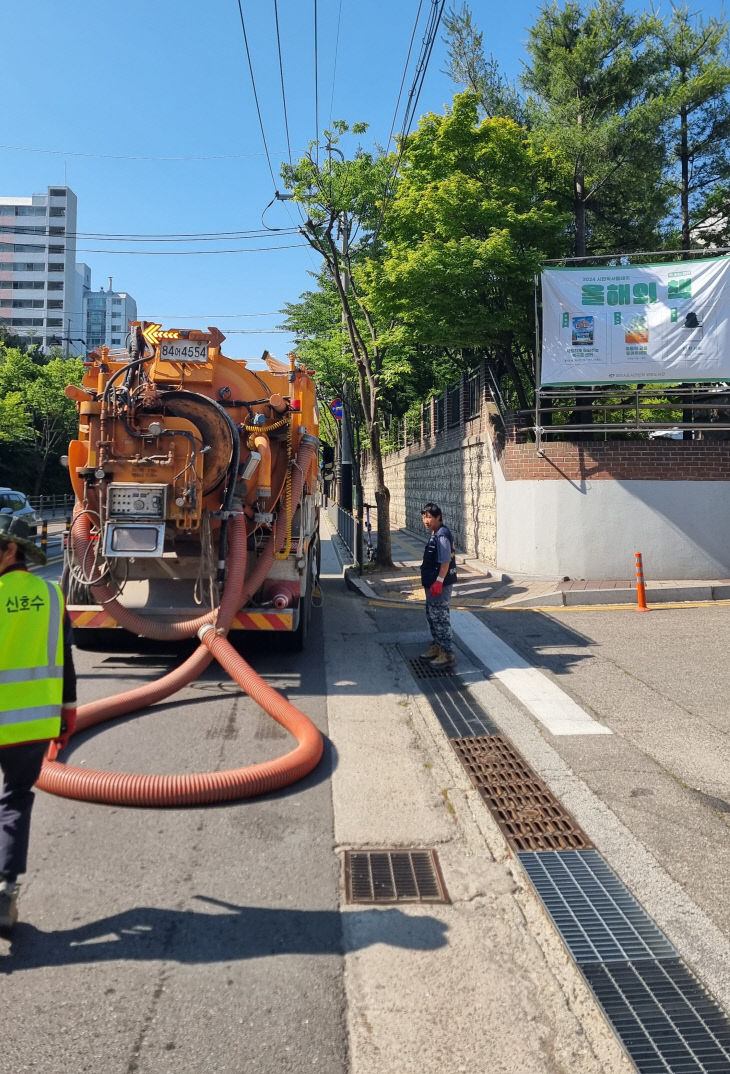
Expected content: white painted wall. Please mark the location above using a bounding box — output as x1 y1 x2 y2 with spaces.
492 440 730 579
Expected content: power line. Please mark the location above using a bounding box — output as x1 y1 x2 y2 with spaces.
3 227 300 242
143 311 282 319
0 143 272 161
387 0 424 152
235 0 279 192
373 0 447 247
273 0 293 166
328 0 343 125
314 0 320 167
71 243 307 255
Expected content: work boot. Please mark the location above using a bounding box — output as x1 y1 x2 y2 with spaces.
430 649 455 669
0 879 19 930
420 642 440 660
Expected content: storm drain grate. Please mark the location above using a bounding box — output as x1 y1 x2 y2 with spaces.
518 850 678 964
344 849 449 904
406 654 457 680
398 647 499 737
452 736 592 851
581 959 730 1074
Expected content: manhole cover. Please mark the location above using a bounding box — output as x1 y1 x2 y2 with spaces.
344 849 449 904
452 735 592 851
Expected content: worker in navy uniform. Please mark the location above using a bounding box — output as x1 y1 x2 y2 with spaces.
0 515 77 930
419 502 457 669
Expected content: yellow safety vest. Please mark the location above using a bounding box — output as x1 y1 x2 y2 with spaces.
0 570 64 746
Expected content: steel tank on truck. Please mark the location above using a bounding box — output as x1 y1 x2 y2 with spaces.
61 322 320 650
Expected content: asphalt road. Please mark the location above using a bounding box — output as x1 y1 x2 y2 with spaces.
1 595 347 1073
3 539 730 1073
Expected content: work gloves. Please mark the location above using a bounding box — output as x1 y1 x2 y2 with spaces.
429 579 443 597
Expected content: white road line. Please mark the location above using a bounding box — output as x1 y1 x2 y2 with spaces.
452 610 611 736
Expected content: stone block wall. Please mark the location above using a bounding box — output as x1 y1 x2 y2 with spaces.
363 431 497 563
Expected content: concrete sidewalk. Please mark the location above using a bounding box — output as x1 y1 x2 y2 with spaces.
345 525 730 609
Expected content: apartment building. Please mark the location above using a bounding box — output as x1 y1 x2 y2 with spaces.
84 280 137 350
0 185 82 354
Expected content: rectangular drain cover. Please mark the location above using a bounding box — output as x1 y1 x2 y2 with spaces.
452 735 592 851
344 849 449 904
582 959 730 1074
519 850 678 964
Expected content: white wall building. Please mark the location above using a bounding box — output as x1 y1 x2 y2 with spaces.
83 280 137 351
0 185 82 354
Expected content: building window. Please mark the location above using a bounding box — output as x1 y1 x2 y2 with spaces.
15 206 47 217
112 298 122 306
48 244 65 253
49 207 66 217
47 263 65 273
46 300 63 309
2 225 45 235
46 318 63 327
49 188 67 197
1 280 44 290
112 337 122 345
12 263 44 272
12 300 44 309
12 243 45 253
11 317 44 326
49 226 65 236
47 282 63 291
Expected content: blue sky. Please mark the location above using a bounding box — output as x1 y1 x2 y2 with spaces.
4 0 726 364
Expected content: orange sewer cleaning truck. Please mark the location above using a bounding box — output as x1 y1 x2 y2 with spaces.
61 322 320 651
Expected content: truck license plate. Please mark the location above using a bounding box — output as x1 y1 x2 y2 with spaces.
159 341 209 362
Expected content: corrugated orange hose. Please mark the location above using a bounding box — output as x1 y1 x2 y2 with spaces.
38 436 323 807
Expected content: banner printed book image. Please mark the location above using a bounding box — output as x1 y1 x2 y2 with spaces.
540 257 730 386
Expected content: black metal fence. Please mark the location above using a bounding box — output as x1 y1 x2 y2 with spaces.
28 494 74 517
327 499 372 569
328 501 355 558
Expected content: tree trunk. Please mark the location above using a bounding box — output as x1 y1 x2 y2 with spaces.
680 103 690 252
368 423 392 567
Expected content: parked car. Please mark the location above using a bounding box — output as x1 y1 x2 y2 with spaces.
0 489 39 533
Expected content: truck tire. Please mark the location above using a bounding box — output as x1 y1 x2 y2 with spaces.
287 546 314 652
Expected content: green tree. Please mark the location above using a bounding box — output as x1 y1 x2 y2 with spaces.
282 124 397 566
442 3 527 123
0 344 83 493
657 4 730 250
523 0 667 257
362 94 569 410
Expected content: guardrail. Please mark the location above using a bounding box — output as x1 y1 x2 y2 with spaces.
328 502 355 558
28 494 74 517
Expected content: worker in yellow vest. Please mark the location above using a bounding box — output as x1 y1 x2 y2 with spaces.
0 514 77 931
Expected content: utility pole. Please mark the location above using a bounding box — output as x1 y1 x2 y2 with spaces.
339 214 353 513
64 318 71 360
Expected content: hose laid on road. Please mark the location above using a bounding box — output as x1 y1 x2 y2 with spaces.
38 435 323 807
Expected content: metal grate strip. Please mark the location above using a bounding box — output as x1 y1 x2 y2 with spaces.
398 646 499 737
582 959 730 1074
453 736 592 851
519 850 678 965
344 849 449 904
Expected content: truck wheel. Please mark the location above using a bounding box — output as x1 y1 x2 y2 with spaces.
287 548 314 652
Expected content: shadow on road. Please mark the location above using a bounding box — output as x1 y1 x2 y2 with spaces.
1 895 448 970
